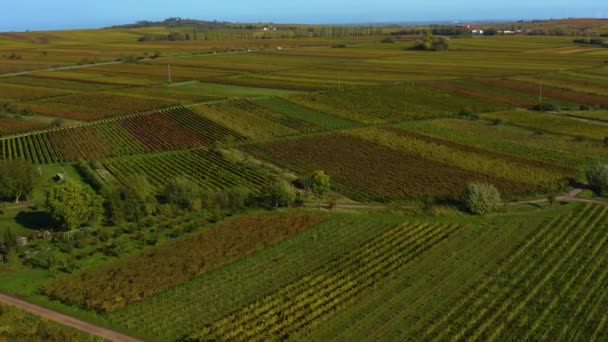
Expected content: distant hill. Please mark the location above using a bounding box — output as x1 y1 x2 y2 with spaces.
108 17 232 29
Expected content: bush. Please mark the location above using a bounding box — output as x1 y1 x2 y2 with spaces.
463 182 503 215
457 109 479 120
586 162 608 195
163 177 201 210
532 102 560 112
258 181 297 209
381 37 395 44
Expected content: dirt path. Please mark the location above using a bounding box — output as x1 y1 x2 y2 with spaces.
0 293 141 342
511 187 608 206
306 186 607 211
5 203 34 210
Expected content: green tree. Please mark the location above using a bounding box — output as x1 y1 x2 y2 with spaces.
45 180 104 230
121 174 157 221
163 177 201 210
432 36 450 51
463 182 503 215
259 181 296 209
0 159 38 203
415 31 434 50
308 170 331 209
226 187 252 211
586 162 608 195
415 31 450 51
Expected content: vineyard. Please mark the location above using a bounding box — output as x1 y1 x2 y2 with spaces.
41 213 326 313
416 204 608 340
347 126 573 190
398 118 605 168
100 148 272 192
106 214 406 339
0 107 244 163
187 222 460 341
482 109 608 140
245 134 533 201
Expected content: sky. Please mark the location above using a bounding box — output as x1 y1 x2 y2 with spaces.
1 0 607 32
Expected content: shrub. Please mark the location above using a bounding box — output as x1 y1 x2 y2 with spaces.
586 162 608 195
258 181 297 209
381 37 395 44
532 102 560 112
463 182 502 215
163 177 201 210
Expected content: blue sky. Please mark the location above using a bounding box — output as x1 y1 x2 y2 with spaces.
2 0 606 31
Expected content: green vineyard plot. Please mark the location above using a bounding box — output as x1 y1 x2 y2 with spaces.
100 148 271 192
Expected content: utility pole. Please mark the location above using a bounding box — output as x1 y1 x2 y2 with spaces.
168 64 172 84
539 82 543 104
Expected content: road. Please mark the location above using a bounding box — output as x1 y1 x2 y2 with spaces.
0 293 142 342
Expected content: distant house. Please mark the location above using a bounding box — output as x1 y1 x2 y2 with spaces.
472 29 484 35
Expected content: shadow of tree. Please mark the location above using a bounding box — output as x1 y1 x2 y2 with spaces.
14 211 53 230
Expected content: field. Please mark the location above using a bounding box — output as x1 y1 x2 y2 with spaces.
100 148 273 192
0 107 244 163
41 212 326 312
245 134 538 201
1 21 608 342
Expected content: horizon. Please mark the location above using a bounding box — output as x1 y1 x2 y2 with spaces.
2 0 607 32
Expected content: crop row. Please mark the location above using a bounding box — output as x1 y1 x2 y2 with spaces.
399 118 605 168
41 213 326 313
107 215 404 340
187 222 460 341
482 109 608 140
244 134 532 201
347 126 573 191
101 148 271 192
0 107 244 163
419 204 608 340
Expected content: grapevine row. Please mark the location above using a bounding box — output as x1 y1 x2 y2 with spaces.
187 222 460 341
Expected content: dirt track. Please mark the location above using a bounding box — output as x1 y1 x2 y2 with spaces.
0 293 142 342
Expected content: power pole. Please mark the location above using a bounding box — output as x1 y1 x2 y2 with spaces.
168 64 172 84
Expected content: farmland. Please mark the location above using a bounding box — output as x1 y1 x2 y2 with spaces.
1 18 608 342
100 148 273 192
245 134 535 201
41 212 326 313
